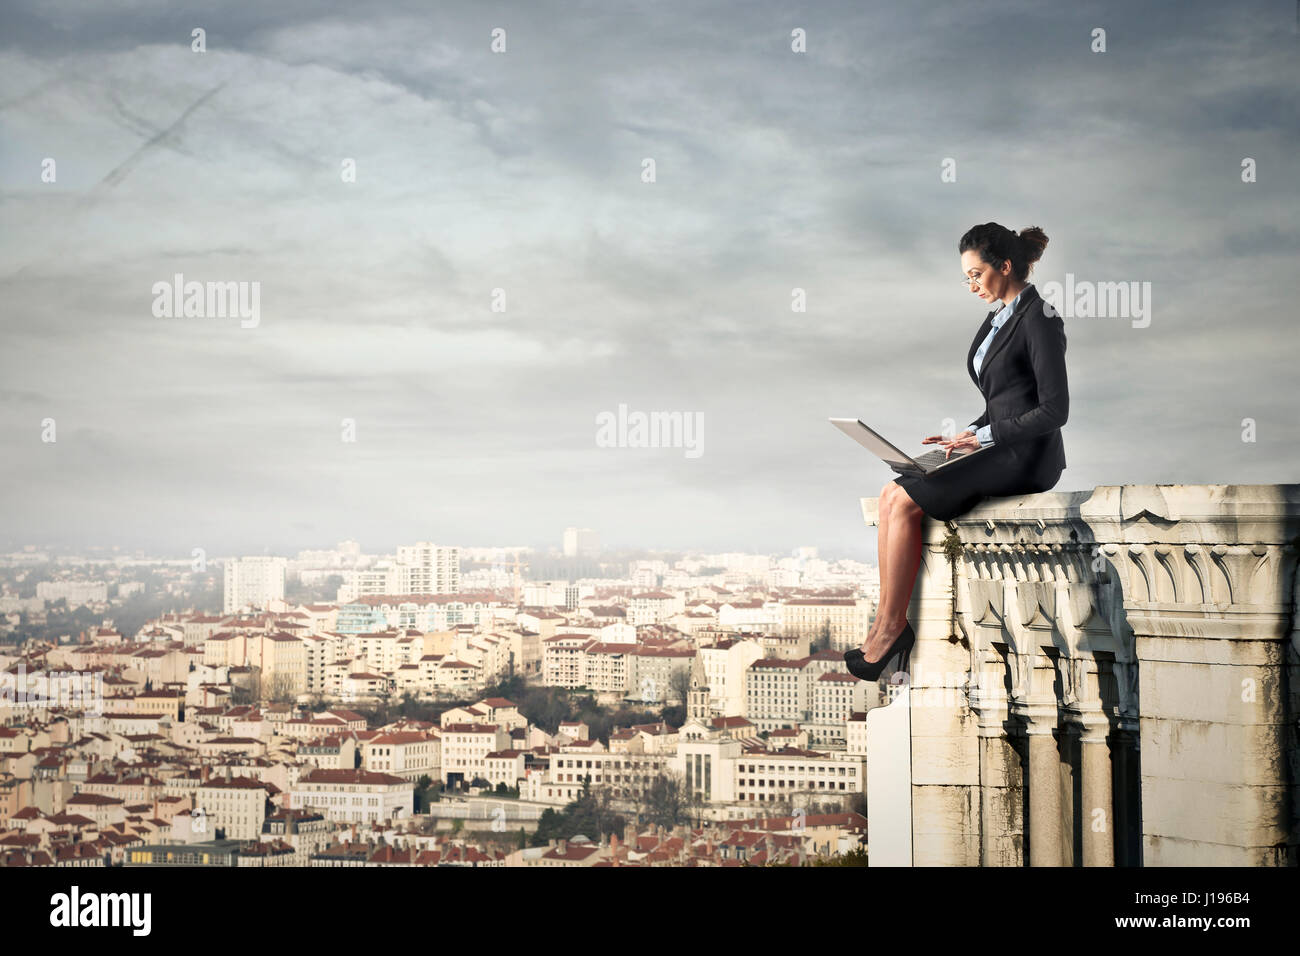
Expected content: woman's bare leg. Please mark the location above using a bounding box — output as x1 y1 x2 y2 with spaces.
863 482 924 662
862 480 897 652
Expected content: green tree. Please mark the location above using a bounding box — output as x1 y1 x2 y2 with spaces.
528 780 626 847
413 774 435 812
810 846 868 867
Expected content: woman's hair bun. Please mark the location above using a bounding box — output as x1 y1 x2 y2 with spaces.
1017 226 1049 265
959 222 1047 280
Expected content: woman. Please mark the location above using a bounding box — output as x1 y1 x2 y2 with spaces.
844 223 1068 681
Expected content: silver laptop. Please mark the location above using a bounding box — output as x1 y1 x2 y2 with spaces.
829 418 989 475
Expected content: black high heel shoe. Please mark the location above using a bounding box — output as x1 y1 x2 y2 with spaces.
843 619 915 681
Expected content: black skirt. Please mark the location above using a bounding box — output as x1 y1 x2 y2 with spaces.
892 441 1064 522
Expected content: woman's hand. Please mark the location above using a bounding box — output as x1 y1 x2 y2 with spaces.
922 429 980 459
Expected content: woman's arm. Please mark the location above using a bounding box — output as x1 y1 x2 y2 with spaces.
988 311 1069 445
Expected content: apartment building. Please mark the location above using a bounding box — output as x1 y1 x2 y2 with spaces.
580 642 633 696
440 723 511 788
195 774 277 840
628 591 683 626
202 631 248 668
290 768 413 823
541 634 592 688
37 580 108 605
440 698 526 732
362 730 439 781
628 646 696 705
131 689 183 721
299 734 357 771
779 597 869 651
394 542 460 593
64 793 127 828
344 543 460 600
223 557 287 613
745 657 813 732
259 810 333 866
251 633 307 699
301 632 346 694
350 630 403 673
672 711 865 807
483 749 528 789
808 672 874 745
697 637 764 717
716 599 781 633
732 747 865 804
523 747 674 805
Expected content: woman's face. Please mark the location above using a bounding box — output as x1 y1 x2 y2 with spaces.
961 250 1011 304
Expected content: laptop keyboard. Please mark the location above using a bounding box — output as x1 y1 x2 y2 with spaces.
911 448 969 470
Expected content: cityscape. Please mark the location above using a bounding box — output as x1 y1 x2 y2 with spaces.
0 529 884 867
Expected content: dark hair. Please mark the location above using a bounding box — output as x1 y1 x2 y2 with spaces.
959 223 1049 281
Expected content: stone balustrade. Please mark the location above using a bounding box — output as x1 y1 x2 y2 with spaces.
862 483 1300 866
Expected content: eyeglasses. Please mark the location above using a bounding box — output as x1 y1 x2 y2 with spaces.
961 268 990 288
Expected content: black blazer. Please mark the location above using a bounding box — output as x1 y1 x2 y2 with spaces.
967 283 1068 481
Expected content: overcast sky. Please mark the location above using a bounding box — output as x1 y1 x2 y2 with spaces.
1 0 1296 562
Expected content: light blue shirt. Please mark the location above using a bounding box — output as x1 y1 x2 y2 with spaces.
969 283 1033 446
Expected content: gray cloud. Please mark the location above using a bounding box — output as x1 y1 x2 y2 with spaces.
1 0 1296 559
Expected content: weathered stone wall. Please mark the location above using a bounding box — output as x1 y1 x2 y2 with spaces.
862 484 1300 866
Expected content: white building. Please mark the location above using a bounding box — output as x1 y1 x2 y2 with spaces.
541 633 593 688
628 591 683 626
523 581 593 609
628 646 696 705
676 690 866 808
717 599 781 633
343 544 461 600
223 556 287 613
809 671 875 745
779 597 869 651
394 542 460 593
562 528 600 557
745 657 812 732
195 774 277 840
36 580 108 606
697 637 765 718
290 768 414 823
362 730 440 781
522 746 673 805
440 722 511 787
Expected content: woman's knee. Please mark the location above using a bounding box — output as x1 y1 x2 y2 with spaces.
890 483 923 516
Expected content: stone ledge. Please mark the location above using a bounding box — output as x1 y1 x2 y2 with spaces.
860 481 1300 866
863 483 1300 546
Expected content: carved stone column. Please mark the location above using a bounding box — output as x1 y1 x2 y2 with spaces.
970 667 1024 866
1020 694 1064 866
1076 712 1115 867
1083 484 1300 866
